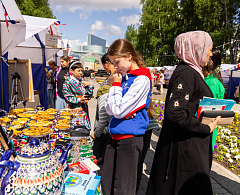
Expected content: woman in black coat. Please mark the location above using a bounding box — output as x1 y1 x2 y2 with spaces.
146 31 221 195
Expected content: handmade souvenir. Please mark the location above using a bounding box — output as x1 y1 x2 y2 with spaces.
0 138 73 195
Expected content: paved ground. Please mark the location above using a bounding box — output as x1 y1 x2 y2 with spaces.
88 79 240 195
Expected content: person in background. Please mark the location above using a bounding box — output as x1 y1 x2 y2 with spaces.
100 53 116 87
91 54 115 165
147 31 221 195
159 69 165 94
151 69 156 87
83 67 91 81
63 62 92 110
101 39 152 195
55 56 70 111
46 60 58 108
155 70 161 95
202 48 225 151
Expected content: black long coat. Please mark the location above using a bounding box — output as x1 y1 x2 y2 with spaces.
147 62 214 195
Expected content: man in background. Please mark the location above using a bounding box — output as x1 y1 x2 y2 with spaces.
83 67 91 81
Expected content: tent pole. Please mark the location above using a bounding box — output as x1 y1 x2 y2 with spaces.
0 23 4 111
42 47 45 107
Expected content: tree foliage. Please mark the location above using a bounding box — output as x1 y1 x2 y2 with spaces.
129 0 240 66
15 0 55 19
125 25 138 49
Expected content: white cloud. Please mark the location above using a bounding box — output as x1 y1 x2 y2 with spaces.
79 13 90 20
119 14 140 26
106 24 122 36
49 0 141 13
89 31 96 35
91 20 104 31
82 42 87 46
63 39 88 49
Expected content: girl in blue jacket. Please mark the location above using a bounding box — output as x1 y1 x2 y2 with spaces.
101 39 152 195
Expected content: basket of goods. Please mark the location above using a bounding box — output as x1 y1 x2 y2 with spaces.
55 123 70 130
0 117 11 126
7 125 23 136
39 114 55 121
28 120 53 127
7 114 17 119
57 119 70 125
8 108 25 115
59 115 71 120
11 118 29 126
46 108 59 112
17 113 33 118
22 126 53 137
60 111 72 116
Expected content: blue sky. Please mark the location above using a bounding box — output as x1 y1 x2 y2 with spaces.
49 0 141 49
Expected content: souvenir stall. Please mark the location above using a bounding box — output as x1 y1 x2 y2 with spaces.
0 107 102 195
8 15 64 109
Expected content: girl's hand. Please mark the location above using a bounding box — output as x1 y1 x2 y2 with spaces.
72 107 83 112
82 81 91 86
126 113 136 119
90 132 96 140
208 116 221 133
80 96 91 101
112 73 122 83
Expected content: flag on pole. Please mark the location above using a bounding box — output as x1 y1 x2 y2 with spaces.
1 1 9 32
66 40 70 51
54 21 67 26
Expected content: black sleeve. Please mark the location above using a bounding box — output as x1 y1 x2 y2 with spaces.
165 73 210 135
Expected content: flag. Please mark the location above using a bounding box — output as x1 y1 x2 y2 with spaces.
54 21 67 26
50 25 53 35
69 50 73 59
66 40 70 51
1 1 9 32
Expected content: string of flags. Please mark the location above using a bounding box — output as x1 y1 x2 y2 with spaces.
224 64 240 72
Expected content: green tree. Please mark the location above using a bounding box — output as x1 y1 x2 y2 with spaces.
15 0 55 19
137 0 179 67
130 0 240 66
125 25 138 49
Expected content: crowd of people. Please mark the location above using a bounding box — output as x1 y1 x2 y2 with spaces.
45 30 225 195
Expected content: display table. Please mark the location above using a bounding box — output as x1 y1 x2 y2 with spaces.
0 108 102 195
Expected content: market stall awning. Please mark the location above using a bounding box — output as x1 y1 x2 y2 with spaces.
8 15 63 63
0 0 26 55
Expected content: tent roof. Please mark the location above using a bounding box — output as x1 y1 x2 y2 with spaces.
0 0 24 22
8 15 63 64
0 0 26 55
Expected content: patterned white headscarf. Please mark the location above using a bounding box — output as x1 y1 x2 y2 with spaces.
174 31 213 78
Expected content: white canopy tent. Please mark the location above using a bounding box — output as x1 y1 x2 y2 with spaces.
0 0 26 112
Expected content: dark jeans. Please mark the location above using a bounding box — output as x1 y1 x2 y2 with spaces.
92 133 110 163
101 136 143 195
136 129 153 192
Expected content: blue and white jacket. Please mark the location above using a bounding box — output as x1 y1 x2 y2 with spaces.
105 68 151 140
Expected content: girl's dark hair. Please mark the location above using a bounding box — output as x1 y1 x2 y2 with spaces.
108 39 154 118
70 62 83 70
107 39 146 68
207 48 223 83
101 53 110 65
60 56 70 62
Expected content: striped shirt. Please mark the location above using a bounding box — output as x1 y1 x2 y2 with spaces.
94 93 110 137
63 76 93 108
